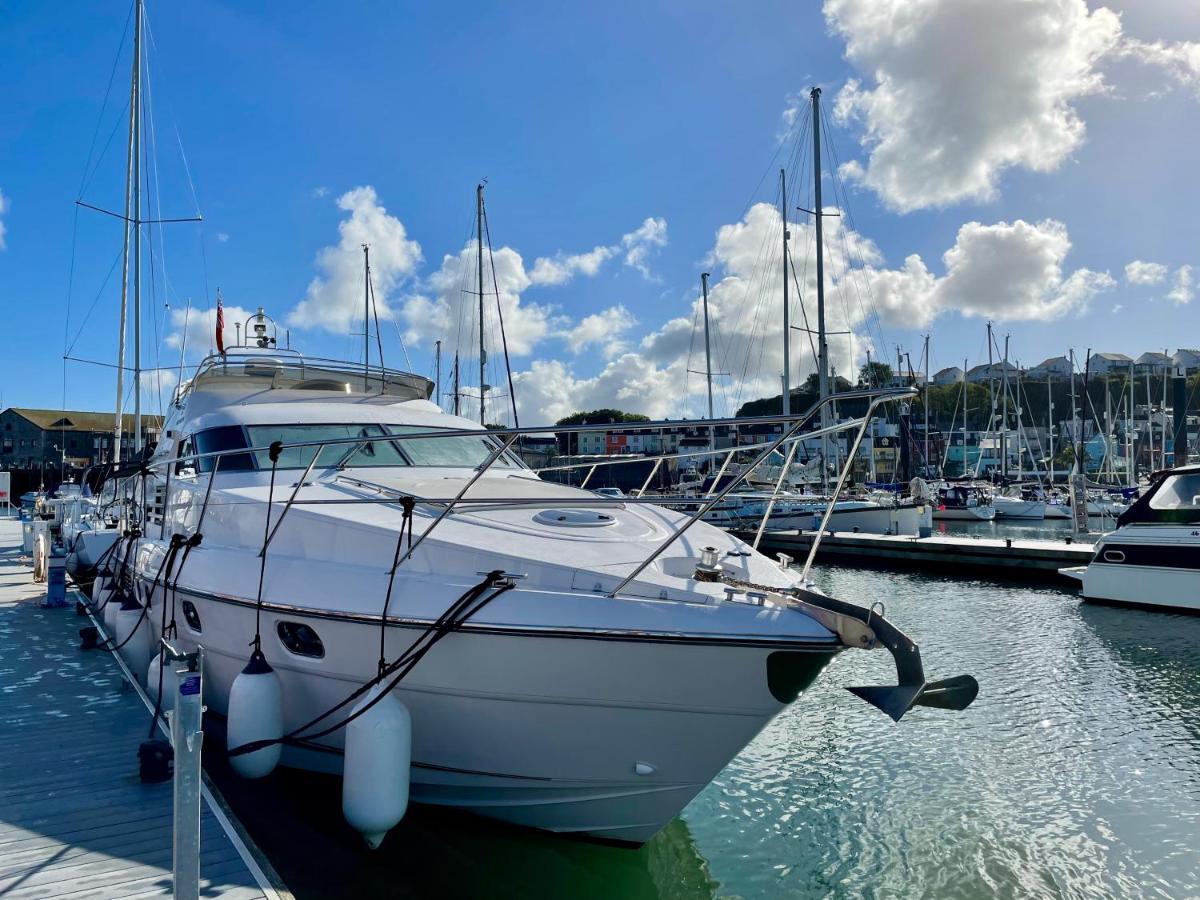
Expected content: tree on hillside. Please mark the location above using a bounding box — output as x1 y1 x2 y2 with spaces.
858 361 893 388
554 409 651 427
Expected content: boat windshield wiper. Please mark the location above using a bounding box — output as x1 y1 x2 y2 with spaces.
334 430 377 470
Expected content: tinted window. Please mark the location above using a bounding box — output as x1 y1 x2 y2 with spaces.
195 426 255 472
245 424 410 470
389 427 519 468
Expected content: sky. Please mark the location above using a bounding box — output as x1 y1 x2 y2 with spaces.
2 0 1199 425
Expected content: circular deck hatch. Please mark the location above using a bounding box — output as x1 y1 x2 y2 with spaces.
532 509 616 528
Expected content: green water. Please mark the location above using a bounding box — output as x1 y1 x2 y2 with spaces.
212 563 1200 899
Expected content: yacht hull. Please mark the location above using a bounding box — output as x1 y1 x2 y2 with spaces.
146 583 836 845
1079 528 1200 613
993 498 1046 520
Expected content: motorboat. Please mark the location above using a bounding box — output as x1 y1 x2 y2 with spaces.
1061 465 1200 613
932 484 995 521
98 320 976 846
990 485 1046 520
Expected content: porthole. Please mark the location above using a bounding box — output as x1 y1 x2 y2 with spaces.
181 600 202 632
277 621 325 659
1102 549 1126 563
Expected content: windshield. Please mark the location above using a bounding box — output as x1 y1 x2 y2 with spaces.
246 424 410 470
388 427 519 468
240 424 520 470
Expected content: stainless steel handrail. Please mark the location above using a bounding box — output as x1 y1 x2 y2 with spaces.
134 388 915 600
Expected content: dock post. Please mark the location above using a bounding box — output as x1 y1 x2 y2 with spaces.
171 647 205 900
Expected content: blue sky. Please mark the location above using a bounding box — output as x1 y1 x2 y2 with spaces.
2 0 1199 424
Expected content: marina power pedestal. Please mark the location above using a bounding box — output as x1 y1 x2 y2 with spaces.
20 512 34 555
43 547 67 608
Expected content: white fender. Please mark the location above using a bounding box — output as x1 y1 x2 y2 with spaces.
146 652 179 712
91 575 108 613
114 600 151 681
342 684 411 849
102 582 121 635
226 649 283 779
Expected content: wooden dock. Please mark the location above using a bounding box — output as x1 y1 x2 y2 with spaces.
0 518 287 899
740 529 1095 583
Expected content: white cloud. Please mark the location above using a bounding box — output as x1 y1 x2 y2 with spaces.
528 216 668 286
825 0 1122 211
1125 260 1168 285
139 368 179 395
289 186 423 333
401 243 555 360
1122 38 1200 96
931 219 1113 320
1168 265 1194 304
312 186 329 198
0 188 8 250
621 217 668 278
529 245 616 286
511 205 1111 422
166 302 256 356
1111 304 1123 315
562 305 636 358
216 232 229 243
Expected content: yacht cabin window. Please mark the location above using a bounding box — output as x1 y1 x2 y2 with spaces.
1148 473 1200 512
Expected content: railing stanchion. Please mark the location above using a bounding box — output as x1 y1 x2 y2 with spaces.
706 448 735 497
799 397 886 584
637 457 664 497
752 438 801 551
393 433 519 569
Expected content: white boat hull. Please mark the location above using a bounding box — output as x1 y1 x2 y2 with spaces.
1079 526 1200 613
993 498 1046 520
141 581 836 845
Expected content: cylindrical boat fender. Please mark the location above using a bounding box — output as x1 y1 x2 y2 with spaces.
146 652 179 712
226 649 283 779
114 598 151 681
102 583 121 635
342 685 411 850
91 574 108 611
32 534 47 582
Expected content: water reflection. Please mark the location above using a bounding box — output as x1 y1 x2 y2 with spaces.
206 753 718 900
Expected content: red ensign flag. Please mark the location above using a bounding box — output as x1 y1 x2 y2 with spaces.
215 296 225 354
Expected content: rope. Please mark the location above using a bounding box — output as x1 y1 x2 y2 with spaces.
251 442 283 654
228 571 513 759
377 498 416 675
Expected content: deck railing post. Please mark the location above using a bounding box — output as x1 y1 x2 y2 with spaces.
171 646 204 900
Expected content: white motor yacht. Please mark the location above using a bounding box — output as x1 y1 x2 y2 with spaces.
1061 465 1200 613
99 322 976 846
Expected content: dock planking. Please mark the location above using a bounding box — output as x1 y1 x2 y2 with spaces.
741 528 1095 583
0 518 284 899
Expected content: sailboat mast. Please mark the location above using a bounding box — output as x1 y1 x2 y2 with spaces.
779 170 790 417
452 354 461 417
1047 373 1054 484
363 245 371 381
435 339 442 410
131 0 143 455
112 0 141 464
811 87 830 490
701 273 715 420
1069 350 1078 476
1128 360 1135 486
962 357 968 476
1001 334 1010 480
922 334 930 475
476 183 487 426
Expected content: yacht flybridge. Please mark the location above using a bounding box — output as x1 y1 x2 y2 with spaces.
89 310 977 846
